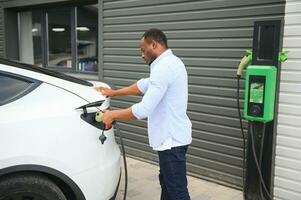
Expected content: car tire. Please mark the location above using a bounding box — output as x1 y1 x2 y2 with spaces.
0 173 67 200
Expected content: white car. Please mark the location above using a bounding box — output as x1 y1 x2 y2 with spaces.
0 58 121 200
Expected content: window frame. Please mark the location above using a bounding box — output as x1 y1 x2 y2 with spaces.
17 3 98 74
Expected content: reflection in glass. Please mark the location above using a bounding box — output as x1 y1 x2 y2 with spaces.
77 4 98 72
48 8 72 68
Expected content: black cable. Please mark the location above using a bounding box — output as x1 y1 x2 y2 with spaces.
250 122 273 200
259 124 267 200
115 124 128 200
95 106 128 200
236 75 246 198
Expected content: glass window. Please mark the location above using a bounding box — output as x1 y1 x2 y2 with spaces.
47 7 72 68
77 4 98 72
17 4 99 73
0 73 33 105
19 10 43 66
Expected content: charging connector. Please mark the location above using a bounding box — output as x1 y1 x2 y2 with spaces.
236 50 252 77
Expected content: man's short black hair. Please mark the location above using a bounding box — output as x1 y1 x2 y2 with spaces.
142 28 168 48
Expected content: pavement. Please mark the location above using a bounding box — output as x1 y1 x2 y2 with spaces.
116 156 243 200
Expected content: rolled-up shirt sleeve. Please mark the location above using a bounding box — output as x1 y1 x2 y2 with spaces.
137 78 150 94
132 69 169 120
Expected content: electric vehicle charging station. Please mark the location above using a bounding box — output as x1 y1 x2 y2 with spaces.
236 20 288 200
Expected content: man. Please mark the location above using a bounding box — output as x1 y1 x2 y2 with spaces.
94 28 192 200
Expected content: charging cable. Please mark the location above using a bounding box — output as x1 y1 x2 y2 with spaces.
249 122 273 200
236 75 247 198
258 124 267 200
115 124 128 200
95 110 128 200
236 50 252 199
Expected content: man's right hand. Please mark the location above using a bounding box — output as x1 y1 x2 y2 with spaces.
94 86 115 97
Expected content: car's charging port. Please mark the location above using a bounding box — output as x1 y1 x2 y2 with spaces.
76 100 110 144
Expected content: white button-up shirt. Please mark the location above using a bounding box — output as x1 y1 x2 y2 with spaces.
132 49 192 150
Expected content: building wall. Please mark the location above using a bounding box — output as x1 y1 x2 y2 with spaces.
102 0 285 188
273 0 301 199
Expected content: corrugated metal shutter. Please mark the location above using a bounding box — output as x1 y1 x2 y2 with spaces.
273 0 301 199
102 0 285 188
0 1 5 57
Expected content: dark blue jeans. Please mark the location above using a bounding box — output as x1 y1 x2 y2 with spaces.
158 145 190 200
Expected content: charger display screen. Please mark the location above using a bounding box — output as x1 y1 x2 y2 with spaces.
247 75 266 117
250 82 264 104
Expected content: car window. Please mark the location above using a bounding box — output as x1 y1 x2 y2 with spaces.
0 73 40 106
0 58 93 86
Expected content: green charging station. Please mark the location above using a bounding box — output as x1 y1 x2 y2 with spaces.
236 20 285 200
244 65 277 122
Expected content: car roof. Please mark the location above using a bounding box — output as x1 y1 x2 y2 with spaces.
0 58 93 87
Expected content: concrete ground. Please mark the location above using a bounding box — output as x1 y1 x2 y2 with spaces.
116 157 243 200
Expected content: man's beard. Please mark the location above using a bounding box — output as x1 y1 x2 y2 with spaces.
147 54 157 66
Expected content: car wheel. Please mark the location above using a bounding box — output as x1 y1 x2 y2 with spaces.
0 173 67 200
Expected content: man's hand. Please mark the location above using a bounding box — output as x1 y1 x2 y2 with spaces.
94 86 115 97
100 107 137 129
101 110 115 129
